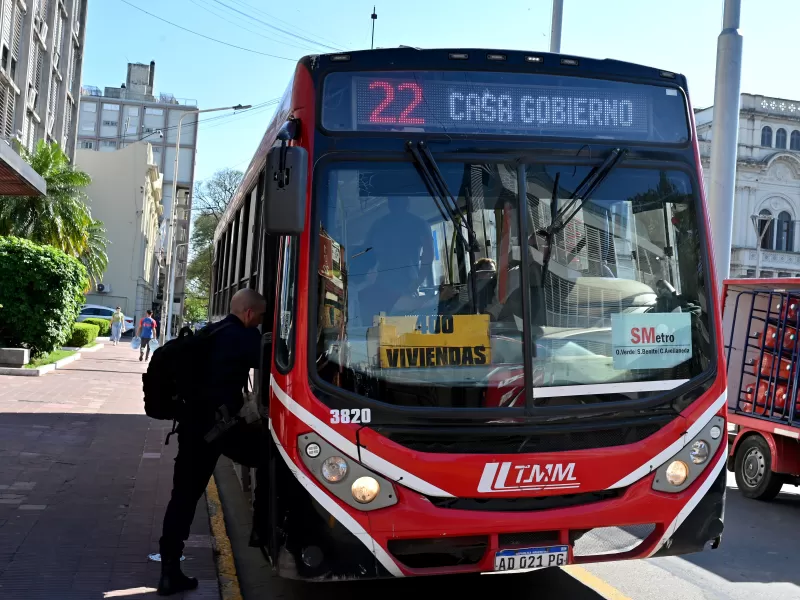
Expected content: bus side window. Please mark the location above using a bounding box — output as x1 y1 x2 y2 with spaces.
275 236 299 373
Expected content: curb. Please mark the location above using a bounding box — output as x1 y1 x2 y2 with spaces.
63 344 104 353
206 475 243 600
54 353 81 368
0 364 55 376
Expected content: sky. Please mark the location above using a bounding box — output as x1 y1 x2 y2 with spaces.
82 0 800 185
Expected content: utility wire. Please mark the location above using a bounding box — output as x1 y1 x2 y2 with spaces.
118 100 280 141
187 0 322 52
116 0 298 61
210 0 344 51
226 0 348 49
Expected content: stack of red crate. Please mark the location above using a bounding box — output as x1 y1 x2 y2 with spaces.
740 298 800 417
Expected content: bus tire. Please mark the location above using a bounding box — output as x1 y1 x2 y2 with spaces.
734 434 784 501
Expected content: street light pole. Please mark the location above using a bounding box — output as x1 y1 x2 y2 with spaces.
160 103 251 343
707 0 743 285
550 0 563 53
751 214 774 278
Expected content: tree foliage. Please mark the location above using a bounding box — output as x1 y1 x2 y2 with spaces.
192 168 243 220
0 141 108 286
0 236 89 355
186 169 243 309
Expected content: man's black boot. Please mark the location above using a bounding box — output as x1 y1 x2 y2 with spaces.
157 556 198 596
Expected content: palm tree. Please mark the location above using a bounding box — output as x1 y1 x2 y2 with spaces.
0 140 108 284
80 219 109 287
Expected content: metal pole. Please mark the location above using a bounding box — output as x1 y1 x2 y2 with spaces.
550 0 563 53
371 6 377 50
160 103 251 343
751 214 773 278
162 111 189 343
707 0 743 285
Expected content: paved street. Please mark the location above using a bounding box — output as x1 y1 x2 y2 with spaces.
0 344 220 600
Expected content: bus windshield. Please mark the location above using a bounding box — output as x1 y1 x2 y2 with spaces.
314 160 712 410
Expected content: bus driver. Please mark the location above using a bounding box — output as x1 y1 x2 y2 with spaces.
356 196 434 324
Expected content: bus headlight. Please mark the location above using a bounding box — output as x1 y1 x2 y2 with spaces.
652 416 725 493
351 477 381 503
690 440 710 464
665 461 689 486
299 433 398 511
321 456 348 482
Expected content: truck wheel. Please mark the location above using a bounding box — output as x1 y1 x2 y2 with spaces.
734 435 784 501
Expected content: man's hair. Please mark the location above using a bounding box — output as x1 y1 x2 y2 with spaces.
146 309 153 315
230 288 266 316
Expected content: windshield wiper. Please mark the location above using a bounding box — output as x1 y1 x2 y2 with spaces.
406 140 481 311
540 147 628 279
407 141 481 252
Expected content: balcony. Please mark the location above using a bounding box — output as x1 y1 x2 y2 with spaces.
731 246 800 276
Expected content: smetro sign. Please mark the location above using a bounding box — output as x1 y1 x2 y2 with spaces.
478 461 580 493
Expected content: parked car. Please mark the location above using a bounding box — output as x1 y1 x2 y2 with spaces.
77 304 134 335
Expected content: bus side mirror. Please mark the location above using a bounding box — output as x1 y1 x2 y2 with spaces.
265 143 308 234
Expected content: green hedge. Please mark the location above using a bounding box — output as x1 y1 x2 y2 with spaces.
0 236 89 356
83 317 111 336
67 322 99 347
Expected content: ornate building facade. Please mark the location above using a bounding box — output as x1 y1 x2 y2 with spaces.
697 93 800 278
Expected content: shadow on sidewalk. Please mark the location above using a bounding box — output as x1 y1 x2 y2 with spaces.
0 412 219 600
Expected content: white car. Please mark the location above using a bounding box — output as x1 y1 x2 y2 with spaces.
77 304 135 334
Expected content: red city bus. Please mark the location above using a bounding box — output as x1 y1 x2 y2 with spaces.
210 47 727 579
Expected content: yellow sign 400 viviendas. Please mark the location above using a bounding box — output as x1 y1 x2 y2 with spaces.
377 314 491 369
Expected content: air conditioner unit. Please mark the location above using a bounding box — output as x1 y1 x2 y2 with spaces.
96 282 112 293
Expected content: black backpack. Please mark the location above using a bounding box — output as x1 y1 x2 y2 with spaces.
142 322 230 441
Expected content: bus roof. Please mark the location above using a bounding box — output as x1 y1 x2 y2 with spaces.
306 47 687 88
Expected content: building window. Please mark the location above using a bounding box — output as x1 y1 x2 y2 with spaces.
102 120 118 127
127 107 140 116
792 131 800 151
101 140 116 148
82 102 96 113
758 209 774 250
779 272 792 278
746 269 756 278
761 126 773 147
776 128 787 149
777 211 794 252
760 271 774 278
102 103 120 111
80 141 94 149
145 108 163 116
152 146 162 153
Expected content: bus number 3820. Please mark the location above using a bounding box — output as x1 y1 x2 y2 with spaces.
330 409 372 424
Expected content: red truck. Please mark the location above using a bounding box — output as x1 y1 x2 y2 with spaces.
724 279 800 499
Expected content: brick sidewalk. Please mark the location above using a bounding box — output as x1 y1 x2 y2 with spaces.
0 343 221 600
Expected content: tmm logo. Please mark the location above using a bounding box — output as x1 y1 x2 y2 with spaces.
478 462 579 493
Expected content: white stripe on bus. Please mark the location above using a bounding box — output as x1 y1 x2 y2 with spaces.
268 422 405 577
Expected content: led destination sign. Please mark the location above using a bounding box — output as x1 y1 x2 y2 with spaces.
322 71 689 143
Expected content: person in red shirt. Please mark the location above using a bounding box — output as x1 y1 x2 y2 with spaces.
137 310 157 362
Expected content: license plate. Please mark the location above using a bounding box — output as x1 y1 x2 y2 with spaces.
494 545 568 572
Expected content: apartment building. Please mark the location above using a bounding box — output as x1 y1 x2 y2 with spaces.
78 61 198 318
0 0 86 193
77 141 163 322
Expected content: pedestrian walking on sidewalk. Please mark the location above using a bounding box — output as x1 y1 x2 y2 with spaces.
137 310 157 362
156 288 268 596
110 307 127 345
